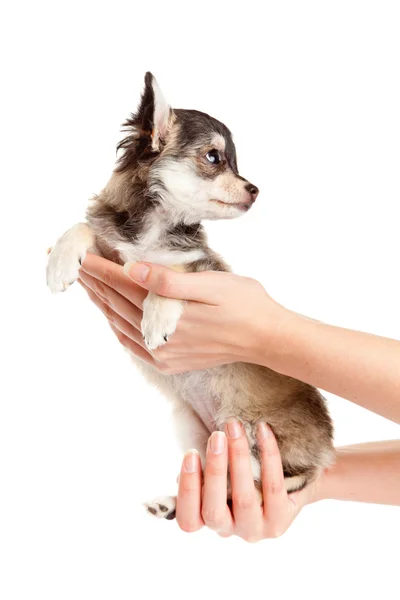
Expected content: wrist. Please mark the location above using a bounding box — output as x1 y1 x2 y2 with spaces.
301 461 336 506
309 465 333 504
250 301 306 375
310 450 346 503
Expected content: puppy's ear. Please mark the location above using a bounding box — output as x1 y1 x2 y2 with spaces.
116 73 173 171
135 72 173 152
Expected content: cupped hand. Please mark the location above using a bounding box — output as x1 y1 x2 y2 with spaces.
176 419 318 542
78 254 292 374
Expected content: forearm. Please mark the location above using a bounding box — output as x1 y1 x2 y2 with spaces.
312 440 400 505
257 311 400 423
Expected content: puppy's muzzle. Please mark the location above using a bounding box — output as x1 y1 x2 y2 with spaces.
243 183 259 207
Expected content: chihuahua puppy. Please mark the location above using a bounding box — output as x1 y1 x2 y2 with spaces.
47 72 334 519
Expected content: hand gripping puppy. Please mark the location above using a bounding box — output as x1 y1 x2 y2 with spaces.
47 73 334 519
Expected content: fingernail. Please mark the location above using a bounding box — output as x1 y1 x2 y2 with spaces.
183 450 199 473
226 418 242 439
123 262 150 282
258 422 271 440
209 431 226 454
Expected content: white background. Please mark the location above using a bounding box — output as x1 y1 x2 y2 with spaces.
1 1 399 599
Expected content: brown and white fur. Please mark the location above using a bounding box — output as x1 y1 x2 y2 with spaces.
47 72 334 519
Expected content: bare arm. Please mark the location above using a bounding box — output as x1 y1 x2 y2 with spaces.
256 315 400 424
315 439 400 505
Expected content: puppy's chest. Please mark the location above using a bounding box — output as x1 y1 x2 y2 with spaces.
115 239 205 267
138 361 221 433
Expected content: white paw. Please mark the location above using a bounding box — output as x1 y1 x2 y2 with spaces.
47 247 83 293
145 496 176 520
141 294 183 351
46 223 94 293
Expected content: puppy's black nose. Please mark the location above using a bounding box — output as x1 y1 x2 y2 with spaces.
245 183 259 202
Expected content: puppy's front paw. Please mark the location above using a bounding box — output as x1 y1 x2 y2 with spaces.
142 294 183 351
46 223 94 293
47 248 83 293
145 496 176 520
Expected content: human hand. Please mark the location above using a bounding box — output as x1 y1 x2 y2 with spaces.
79 254 294 374
175 419 318 542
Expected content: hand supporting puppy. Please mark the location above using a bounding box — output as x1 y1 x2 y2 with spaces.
78 253 288 374
176 420 316 542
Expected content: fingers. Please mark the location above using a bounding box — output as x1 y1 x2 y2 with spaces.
78 280 155 367
78 277 146 348
225 419 263 539
79 270 143 330
176 425 293 542
124 262 229 304
257 423 289 528
176 450 204 533
81 253 148 309
201 432 233 534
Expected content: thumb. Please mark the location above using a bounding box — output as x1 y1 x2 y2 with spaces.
123 261 222 303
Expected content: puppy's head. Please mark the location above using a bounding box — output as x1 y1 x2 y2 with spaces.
117 72 259 223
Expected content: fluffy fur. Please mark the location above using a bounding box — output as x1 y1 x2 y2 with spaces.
47 72 334 519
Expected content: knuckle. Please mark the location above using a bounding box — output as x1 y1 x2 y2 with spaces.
91 279 103 296
155 358 186 375
156 272 170 296
153 348 167 362
201 508 225 529
238 276 259 290
94 281 109 303
102 302 115 323
156 362 173 375
266 478 284 495
247 277 263 292
243 275 256 285
102 269 116 289
232 493 255 511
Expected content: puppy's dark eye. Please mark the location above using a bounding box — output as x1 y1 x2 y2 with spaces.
206 149 221 165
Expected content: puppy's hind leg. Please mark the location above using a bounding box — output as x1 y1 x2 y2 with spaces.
171 400 210 465
145 401 210 521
